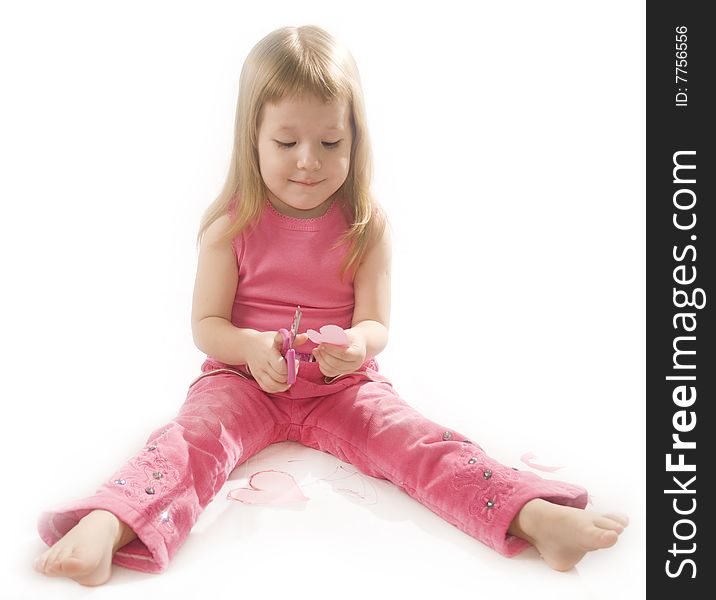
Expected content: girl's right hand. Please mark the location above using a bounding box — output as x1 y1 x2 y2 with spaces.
245 330 309 393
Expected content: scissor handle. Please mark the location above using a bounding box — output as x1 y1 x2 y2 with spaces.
278 328 291 356
286 348 296 384
280 307 301 385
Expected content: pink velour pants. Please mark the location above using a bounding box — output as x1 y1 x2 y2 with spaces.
37 357 588 573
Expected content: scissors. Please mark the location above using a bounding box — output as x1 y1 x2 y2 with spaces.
278 306 302 384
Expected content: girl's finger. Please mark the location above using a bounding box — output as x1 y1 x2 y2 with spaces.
294 332 310 345
313 348 326 364
318 351 345 377
320 347 351 365
318 361 337 378
267 354 287 379
264 372 288 392
273 331 286 351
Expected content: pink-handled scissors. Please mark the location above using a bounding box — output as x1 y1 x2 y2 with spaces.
278 306 302 384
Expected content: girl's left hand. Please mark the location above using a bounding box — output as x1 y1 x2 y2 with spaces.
311 328 367 378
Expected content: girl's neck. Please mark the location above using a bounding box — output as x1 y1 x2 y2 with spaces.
266 192 338 219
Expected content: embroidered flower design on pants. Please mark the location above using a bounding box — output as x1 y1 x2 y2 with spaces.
106 439 182 531
452 446 520 524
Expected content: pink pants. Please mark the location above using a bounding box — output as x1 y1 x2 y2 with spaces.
37 357 588 573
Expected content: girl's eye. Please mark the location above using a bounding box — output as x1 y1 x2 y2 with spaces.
274 141 341 149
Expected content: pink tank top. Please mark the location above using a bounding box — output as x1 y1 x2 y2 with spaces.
208 195 355 367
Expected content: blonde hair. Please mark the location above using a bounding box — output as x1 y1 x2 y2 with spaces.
196 25 388 283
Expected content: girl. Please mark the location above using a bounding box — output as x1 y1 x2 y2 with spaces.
34 24 628 587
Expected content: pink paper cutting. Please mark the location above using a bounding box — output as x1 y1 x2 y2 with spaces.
519 451 564 472
227 469 309 505
307 325 349 347
318 465 378 505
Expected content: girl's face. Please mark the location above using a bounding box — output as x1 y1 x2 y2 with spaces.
257 95 353 218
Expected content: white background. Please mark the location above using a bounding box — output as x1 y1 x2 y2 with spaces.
1 1 645 598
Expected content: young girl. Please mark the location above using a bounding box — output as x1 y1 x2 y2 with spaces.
34 24 628 587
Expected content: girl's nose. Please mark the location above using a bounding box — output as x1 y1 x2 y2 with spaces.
296 148 321 171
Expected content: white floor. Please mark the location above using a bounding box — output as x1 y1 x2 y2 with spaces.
11 413 644 600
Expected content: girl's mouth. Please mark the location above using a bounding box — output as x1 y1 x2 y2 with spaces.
291 180 323 186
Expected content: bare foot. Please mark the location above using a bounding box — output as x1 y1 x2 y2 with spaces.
33 509 137 586
508 498 629 571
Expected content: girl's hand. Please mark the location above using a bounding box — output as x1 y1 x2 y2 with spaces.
312 328 367 378
245 330 309 393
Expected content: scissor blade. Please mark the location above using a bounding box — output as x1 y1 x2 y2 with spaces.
290 306 302 341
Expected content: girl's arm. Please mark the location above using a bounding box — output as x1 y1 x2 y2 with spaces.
193 317 260 366
191 214 257 365
349 224 392 360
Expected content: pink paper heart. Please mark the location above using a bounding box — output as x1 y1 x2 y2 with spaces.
519 451 564 472
307 324 349 346
226 469 308 505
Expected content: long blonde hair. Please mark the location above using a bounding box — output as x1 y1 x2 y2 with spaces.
196 25 388 283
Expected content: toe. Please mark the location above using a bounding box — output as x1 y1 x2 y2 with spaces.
42 550 59 574
599 529 619 548
54 546 73 572
595 516 626 533
590 526 618 549
581 524 618 550
61 556 88 577
604 512 629 527
35 549 51 573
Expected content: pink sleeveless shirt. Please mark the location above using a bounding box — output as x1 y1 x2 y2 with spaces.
207 195 356 368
